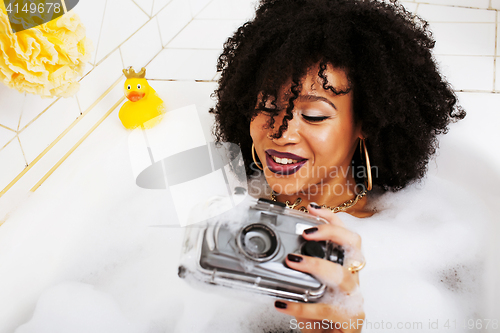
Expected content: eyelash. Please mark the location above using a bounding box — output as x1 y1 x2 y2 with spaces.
302 115 329 122
256 108 330 122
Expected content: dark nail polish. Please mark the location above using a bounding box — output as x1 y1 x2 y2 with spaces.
287 254 303 263
310 202 321 209
304 227 318 234
275 301 288 309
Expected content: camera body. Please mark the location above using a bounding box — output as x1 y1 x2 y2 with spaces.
179 197 344 302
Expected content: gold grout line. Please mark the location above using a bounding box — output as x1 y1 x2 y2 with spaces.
0 135 17 152
94 18 151 67
2 0 205 197
454 89 500 93
415 2 496 11
16 136 28 167
165 47 222 50
18 98 61 134
119 47 125 68
154 0 175 18
192 0 218 18
92 0 109 68
131 0 151 18
494 12 498 90
79 65 96 82
145 78 217 82
94 0 173 67
0 124 16 132
0 76 124 198
1 0 177 196
93 0 196 66
16 93 27 131
434 54 496 57
75 94 83 115
426 21 496 24
164 18 195 49
30 97 126 192
60 0 68 13
156 16 164 46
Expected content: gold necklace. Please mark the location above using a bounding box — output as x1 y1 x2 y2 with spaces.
270 190 367 213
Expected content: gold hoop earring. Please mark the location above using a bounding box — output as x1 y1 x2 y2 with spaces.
360 138 373 191
252 143 263 171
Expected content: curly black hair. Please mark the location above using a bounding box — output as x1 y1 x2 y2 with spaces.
209 0 465 191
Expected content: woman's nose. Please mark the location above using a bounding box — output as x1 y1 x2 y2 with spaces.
270 110 301 145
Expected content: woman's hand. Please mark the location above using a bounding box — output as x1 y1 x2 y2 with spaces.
274 204 365 333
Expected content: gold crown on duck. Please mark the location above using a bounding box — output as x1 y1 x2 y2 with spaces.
123 67 146 79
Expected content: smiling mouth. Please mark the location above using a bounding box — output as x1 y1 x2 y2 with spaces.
265 149 308 175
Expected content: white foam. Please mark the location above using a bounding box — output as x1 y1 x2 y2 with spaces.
0 130 494 332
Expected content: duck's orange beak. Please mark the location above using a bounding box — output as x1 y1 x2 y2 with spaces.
127 91 145 102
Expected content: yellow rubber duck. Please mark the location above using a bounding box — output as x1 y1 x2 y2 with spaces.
119 67 165 129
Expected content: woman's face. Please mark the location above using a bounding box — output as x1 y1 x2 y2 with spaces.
250 64 362 196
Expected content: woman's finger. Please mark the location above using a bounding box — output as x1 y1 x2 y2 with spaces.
274 300 365 328
307 203 346 227
286 254 359 292
302 223 362 250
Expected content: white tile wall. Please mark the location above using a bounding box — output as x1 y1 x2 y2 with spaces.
497 12 500 56
0 139 26 191
71 0 107 65
435 55 495 91
400 2 418 13
18 97 80 164
76 51 124 112
0 86 25 131
0 127 15 150
188 0 213 17
19 95 58 130
450 93 500 168
417 0 489 8
120 18 163 68
197 0 257 20
157 0 192 47
417 4 496 22
152 0 173 16
147 49 221 80
167 19 244 49
431 22 496 55
496 59 500 91
133 0 155 16
94 0 149 64
492 0 500 10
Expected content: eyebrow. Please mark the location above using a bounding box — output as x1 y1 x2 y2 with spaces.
297 95 337 110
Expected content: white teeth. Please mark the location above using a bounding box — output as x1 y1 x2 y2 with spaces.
272 156 298 165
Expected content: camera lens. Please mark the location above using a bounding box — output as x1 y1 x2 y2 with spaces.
238 223 279 261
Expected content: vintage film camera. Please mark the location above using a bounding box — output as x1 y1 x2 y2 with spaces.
179 197 344 302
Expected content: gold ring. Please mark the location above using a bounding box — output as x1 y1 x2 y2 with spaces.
347 259 366 274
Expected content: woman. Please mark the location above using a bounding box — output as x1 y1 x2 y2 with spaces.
209 0 468 331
